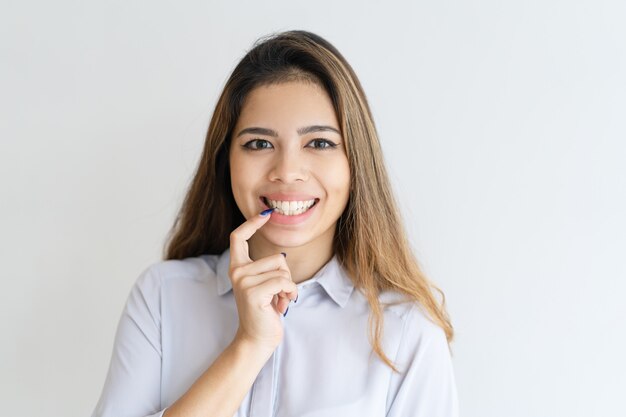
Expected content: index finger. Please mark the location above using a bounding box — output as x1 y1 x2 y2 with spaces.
229 208 274 268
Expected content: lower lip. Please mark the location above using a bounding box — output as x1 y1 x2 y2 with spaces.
260 198 319 225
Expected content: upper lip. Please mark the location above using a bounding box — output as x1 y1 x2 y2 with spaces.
262 193 319 201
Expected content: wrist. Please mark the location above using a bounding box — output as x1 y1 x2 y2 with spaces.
230 333 276 362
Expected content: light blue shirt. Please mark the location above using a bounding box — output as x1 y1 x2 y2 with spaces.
92 248 459 417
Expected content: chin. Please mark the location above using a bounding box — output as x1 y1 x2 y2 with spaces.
260 229 316 249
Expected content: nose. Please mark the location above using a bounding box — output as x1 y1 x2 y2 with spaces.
268 147 308 183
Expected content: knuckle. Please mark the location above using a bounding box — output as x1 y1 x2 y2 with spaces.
239 275 254 288
230 266 243 280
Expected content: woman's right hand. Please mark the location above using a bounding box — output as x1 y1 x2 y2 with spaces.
228 209 298 353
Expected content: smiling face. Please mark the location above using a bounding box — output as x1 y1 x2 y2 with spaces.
229 81 350 255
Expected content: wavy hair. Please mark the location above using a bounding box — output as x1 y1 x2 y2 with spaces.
164 30 454 372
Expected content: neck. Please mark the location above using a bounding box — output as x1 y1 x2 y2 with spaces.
247 229 335 284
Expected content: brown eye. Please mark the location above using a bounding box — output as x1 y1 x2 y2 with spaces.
306 139 337 149
243 139 273 150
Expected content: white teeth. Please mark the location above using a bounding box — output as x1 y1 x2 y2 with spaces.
265 198 316 216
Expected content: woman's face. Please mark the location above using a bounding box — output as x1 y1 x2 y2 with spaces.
229 81 350 251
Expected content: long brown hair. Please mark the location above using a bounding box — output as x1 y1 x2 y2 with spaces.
164 30 454 373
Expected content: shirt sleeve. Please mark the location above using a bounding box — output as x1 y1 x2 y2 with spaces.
386 305 459 417
91 265 169 417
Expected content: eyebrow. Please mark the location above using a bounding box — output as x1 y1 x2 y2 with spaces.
235 125 341 138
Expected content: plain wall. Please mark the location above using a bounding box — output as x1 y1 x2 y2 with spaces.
1 0 625 416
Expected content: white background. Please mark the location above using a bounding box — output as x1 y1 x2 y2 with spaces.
1 1 625 416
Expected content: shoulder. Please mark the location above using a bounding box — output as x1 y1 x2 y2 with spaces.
378 290 448 345
132 254 220 294
403 303 448 348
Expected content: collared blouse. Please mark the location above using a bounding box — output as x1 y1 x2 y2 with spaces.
91 248 459 417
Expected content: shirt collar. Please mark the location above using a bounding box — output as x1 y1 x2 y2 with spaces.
215 248 355 308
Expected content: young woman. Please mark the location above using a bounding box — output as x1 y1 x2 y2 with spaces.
92 30 458 417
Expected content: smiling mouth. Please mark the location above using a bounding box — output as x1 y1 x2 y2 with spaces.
261 196 320 216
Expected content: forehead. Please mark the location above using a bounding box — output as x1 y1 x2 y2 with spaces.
235 81 339 130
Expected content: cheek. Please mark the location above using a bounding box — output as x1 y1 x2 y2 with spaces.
229 154 254 202
323 158 351 203
229 154 271 216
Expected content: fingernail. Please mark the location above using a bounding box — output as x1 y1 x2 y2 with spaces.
283 306 289 317
260 208 274 216
281 252 286 257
